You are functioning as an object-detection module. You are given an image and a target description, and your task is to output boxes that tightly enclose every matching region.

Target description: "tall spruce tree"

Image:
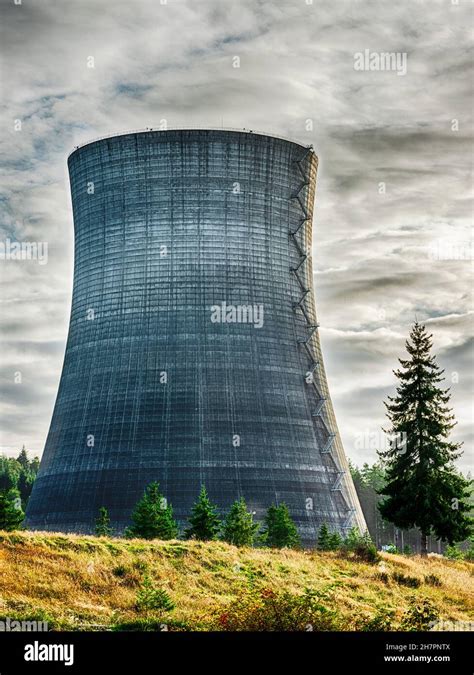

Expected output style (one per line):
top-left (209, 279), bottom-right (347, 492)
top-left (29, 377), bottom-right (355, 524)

top-left (185, 486), bottom-right (221, 540)
top-left (378, 322), bottom-right (472, 555)
top-left (126, 482), bottom-right (178, 540)
top-left (95, 506), bottom-right (112, 537)
top-left (261, 504), bottom-right (300, 548)
top-left (222, 497), bottom-right (258, 547)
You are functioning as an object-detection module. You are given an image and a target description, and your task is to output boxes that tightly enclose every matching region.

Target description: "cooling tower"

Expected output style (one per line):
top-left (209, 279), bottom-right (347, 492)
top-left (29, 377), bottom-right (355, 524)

top-left (26, 129), bottom-right (366, 544)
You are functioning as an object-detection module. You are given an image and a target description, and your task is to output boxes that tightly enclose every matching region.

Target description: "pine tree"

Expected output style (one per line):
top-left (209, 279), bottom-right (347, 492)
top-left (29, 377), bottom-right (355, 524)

top-left (379, 322), bottom-right (472, 555)
top-left (0, 489), bottom-right (24, 531)
top-left (261, 504), bottom-right (300, 548)
top-left (222, 497), bottom-right (258, 547)
top-left (317, 523), bottom-right (332, 550)
top-left (126, 482), bottom-right (178, 540)
top-left (95, 506), bottom-right (112, 537)
top-left (328, 531), bottom-right (343, 550)
top-left (185, 486), bottom-right (221, 540)
top-left (17, 446), bottom-right (29, 470)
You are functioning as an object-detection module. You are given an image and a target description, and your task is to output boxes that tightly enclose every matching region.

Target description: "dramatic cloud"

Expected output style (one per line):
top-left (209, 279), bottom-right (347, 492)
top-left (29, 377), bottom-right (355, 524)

top-left (0, 0), bottom-right (472, 472)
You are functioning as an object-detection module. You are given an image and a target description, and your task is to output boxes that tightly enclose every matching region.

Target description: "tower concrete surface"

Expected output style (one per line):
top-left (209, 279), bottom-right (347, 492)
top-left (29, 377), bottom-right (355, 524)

top-left (26, 129), bottom-right (366, 544)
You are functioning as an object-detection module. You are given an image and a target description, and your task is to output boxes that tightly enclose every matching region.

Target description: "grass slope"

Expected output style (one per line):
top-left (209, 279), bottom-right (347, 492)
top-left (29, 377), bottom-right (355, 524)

top-left (0, 531), bottom-right (472, 631)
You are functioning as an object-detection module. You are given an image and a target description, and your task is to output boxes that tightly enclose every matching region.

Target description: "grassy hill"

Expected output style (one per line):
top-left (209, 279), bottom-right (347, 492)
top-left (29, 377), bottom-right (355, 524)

top-left (0, 530), bottom-right (472, 631)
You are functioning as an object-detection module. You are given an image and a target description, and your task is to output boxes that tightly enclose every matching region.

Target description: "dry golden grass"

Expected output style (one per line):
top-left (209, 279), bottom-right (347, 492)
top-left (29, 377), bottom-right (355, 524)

top-left (0, 530), bottom-right (472, 631)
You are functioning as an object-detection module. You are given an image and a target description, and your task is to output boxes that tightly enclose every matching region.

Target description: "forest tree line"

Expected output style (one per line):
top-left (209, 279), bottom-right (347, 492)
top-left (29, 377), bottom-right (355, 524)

top-left (349, 460), bottom-right (472, 554)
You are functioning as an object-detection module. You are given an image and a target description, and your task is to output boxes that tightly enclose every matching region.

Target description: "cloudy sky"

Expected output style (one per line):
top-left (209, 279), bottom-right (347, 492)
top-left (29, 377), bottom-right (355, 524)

top-left (0, 0), bottom-right (472, 472)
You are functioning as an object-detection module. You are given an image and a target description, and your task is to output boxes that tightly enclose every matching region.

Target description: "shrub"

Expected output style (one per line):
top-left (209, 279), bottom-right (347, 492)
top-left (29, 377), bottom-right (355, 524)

top-left (112, 564), bottom-right (141, 587)
top-left (353, 538), bottom-right (380, 564)
top-left (341, 529), bottom-right (380, 563)
top-left (135, 577), bottom-right (175, 613)
top-left (376, 571), bottom-right (390, 584)
top-left (400, 598), bottom-right (439, 631)
top-left (112, 565), bottom-right (128, 577)
top-left (215, 585), bottom-right (341, 631)
top-left (384, 543), bottom-right (399, 554)
top-left (424, 574), bottom-right (442, 587)
top-left (392, 572), bottom-right (421, 588)
top-left (361, 607), bottom-right (395, 632)
top-left (444, 544), bottom-right (464, 560)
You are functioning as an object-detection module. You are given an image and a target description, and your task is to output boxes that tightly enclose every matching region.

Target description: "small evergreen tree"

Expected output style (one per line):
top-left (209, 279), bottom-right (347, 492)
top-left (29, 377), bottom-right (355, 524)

top-left (126, 482), bottom-right (178, 540)
top-left (95, 506), bottom-right (112, 537)
top-left (136, 576), bottom-right (175, 612)
top-left (185, 486), bottom-right (221, 540)
top-left (328, 531), bottom-right (343, 550)
top-left (222, 497), bottom-right (258, 547)
top-left (317, 523), bottom-right (332, 550)
top-left (343, 526), bottom-right (362, 550)
top-left (0, 489), bottom-right (24, 531)
top-left (317, 523), bottom-right (345, 551)
top-left (261, 504), bottom-right (300, 548)
top-left (379, 322), bottom-right (472, 555)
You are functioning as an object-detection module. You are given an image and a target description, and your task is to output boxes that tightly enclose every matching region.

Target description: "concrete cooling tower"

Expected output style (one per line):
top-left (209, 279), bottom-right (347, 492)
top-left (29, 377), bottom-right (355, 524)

top-left (26, 129), bottom-right (366, 545)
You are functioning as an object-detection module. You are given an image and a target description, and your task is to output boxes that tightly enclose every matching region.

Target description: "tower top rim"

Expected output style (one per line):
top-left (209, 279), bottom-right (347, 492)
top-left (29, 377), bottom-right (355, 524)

top-left (68, 127), bottom-right (316, 160)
